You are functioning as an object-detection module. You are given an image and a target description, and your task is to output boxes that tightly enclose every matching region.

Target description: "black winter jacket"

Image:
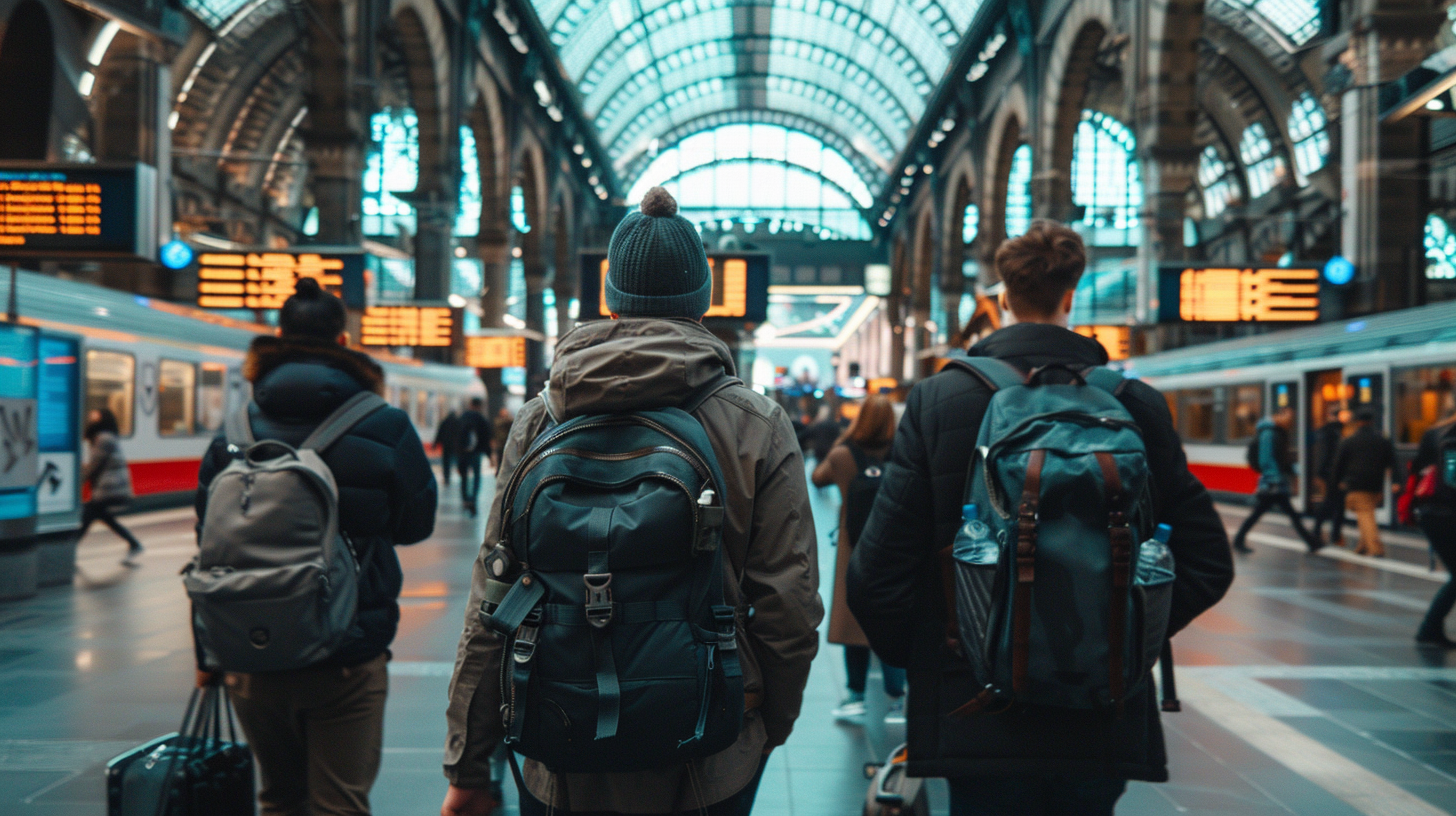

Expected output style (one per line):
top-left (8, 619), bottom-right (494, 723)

top-left (846, 323), bottom-right (1233, 782)
top-left (196, 336), bottom-right (438, 669)
top-left (1333, 424), bottom-right (1396, 494)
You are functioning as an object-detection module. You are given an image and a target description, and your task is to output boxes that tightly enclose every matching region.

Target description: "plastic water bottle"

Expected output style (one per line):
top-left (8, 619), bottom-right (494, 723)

top-left (1135, 523), bottom-right (1176, 586)
top-left (952, 504), bottom-right (998, 565)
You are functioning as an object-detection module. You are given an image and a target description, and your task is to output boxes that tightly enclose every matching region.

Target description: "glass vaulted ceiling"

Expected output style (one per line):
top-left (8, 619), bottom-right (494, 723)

top-left (529, 0), bottom-right (984, 201)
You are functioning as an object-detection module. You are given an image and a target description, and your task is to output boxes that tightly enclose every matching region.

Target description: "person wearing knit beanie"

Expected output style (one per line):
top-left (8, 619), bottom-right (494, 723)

top-left (606, 186), bottom-right (711, 319)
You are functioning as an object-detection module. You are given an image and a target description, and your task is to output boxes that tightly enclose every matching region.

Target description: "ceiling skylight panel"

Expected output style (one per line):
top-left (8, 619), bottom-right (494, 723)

top-left (596, 54), bottom-right (736, 133)
top-left (884, 10), bottom-right (949, 78)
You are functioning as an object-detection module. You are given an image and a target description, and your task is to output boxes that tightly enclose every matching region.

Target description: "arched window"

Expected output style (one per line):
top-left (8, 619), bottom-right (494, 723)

top-left (1071, 110), bottom-right (1142, 244)
top-left (511, 185), bottom-right (530, 234)
top-left (457, 125), bottom-right (481, 237)
top-left (1198, 145), bottom-right (1239, 218)
top-left (1289, 92), bottom-right (1330, 179)
top-left (1426, 214), bottom-right (1456, 280)
top-left (626, 124), bottom-right (874, 241)
top-left (1005, 144), bottom-right (1033, 239)
top-left (363, 107), bottom-right (418, 237)
top-left (1222, 0), bottom-right (1320, 46)
top-left (963, 202), bottom-right (979, 245)
top-left (1239, 122), bottom-right (1286, 199)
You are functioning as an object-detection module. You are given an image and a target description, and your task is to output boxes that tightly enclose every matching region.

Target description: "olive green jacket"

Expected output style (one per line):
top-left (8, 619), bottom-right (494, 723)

top-left (444, 318), bottom-right (823, 811)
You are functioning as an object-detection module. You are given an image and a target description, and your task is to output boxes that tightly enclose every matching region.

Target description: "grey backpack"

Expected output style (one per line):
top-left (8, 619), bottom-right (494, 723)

top-left (185, 392), bottom-right (386, 673)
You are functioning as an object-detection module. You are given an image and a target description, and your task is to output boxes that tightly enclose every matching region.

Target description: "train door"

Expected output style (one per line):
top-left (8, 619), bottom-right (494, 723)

top-left (1306, 369), bottom-right (1345, 508)
top-left (1269, 381), bottom-right (1303, 509)
top-left (1345, 367), bottom-right (1392, 524)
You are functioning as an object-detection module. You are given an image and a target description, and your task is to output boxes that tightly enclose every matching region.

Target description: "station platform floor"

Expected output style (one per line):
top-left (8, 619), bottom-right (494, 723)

top-left (4, 468), bottom-right (1456, 815)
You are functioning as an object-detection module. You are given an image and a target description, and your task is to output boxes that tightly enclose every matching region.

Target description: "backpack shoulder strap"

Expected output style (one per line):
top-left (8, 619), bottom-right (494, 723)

top-left (681, 372), bottom-right (743, 414)
top-left (940, 355), bottom-right (1026, 393)
top-left (224, 404), bottom-right (256, 448)
top-left (1084, 367), bottom-right (1131, 398)
top-left (300, 392), bottom-right (389, 452)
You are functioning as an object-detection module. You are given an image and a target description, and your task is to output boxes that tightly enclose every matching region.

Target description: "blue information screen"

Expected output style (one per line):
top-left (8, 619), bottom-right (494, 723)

top-left (38, 335), bottom-right (78, 453)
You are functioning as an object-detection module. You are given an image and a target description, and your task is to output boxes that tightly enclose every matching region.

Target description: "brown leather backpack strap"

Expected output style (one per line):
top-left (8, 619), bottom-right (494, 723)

top-left (1012, 449), bottom-right (1045, 698)
top-left (1095, 452), bottom-right (1133, 708)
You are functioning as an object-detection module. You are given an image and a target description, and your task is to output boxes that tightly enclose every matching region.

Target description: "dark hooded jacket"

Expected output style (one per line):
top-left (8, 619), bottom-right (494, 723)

top-left (444, 318), bottom-right (822, 811)
top-left (847, 323), bottom-right (1233, 782)
top-left (196, 336), bottom-right (438, 669)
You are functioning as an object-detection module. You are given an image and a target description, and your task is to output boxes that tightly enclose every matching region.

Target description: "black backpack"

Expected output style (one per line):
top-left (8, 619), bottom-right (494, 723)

top-left (1245, 432), bottom-right (1262, 473)
top-left (484, 375), bottom-right (744, 773)
top-left (843, 442), bottom-right (885, 549)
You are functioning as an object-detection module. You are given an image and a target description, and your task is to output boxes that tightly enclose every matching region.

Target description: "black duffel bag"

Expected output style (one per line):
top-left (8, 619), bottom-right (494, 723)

top-left (106, 680), bottom-right (255, 816)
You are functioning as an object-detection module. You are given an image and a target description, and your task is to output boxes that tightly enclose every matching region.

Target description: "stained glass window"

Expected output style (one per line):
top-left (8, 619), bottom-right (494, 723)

top-left (1426, 214), bottom-right (1456, 280)
top-left (1238, 122), bottom-right (1286, 199)
top-left (363, 107), bottom-right (418, 237)
top-left (1005, 144), bottom-right (1033, 239)
top-left (1071, 110), bottom-right (1142, 245)
top-left (511, 185), bottom-right (530, 234)
top-left (963, 203), bottom-right (979, 245)
top-left (457, 125), bottom-right (480, 237)
top-left (1289, 92), bottom-right (1330, 179)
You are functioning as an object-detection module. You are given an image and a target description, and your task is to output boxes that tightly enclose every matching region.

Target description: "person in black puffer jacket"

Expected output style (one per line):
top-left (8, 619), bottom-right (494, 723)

top-left (196, 278), bottom-right (437, 816)
top-left (847, 222), bottom-right (1233, 816)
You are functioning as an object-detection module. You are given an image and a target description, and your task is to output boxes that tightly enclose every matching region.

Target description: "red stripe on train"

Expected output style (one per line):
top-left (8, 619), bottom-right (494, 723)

top-left (1188, 462), bottom-right (1259, 494)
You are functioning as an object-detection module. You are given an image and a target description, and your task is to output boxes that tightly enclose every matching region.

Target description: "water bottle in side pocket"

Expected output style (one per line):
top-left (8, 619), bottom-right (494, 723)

top-left (951, 504), bottom-right (999, 686)
top-left (1134, 523), bottom-right (1175, 677)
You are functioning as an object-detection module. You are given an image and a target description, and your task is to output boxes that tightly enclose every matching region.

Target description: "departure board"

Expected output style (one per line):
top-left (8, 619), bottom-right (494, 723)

top-left (1073, 326), bottom-right (1132, 361)
top-left (359, 307), bottom-right (456, 347)
top-left (578, 252), bottom-right (770, 323)
top-left (196, 250), bottom-right (366, 309)
top-left (465, 336), bottom-right (527, 368)
top-left (1159, 267), bottom-right (1321, 323)
top-left (0, 164), bottom-right (155, 259)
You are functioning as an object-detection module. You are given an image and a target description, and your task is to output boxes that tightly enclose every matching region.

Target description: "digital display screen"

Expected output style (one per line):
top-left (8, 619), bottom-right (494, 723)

top-left (465, 336), bottom-right (527, 368)
top-left (196, 251), bottom-right (367, 309)
top-left (579, 252), bottom-right (770, 323)
top-left (359, 307), bottom-right (456, 347)
top-left (0, 164), bottom-right (152, 258)
top-left (38, 336), bottom-right (78, 453)
top-left (1160, 267), bottom-right (1320, 323)
top-left (1072, 326), bottom-right (1131, 361)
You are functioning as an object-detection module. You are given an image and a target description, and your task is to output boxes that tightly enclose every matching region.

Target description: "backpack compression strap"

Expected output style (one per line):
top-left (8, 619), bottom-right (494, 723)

top-left (1095, 451), bottom-right (1134, 709)
top-left (300, 392), bottom-right (389, 452)
top-left (1012, 449), bottom-right (1044, 699)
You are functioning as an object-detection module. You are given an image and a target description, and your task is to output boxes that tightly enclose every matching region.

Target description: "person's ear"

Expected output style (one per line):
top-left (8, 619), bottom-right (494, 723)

top-left (337, 332), bottom-right (350, 346)
top-left (610, 312), bottom-right (620, 320)
top-left (1060, 289), bottom-right (1075, 315)
top-left (998, 291), bottom-right (1009, 313)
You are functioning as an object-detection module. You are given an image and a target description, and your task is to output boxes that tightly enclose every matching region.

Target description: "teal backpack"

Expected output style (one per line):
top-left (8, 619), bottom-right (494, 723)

top-left (945, 357), bottom-right (1165, 713)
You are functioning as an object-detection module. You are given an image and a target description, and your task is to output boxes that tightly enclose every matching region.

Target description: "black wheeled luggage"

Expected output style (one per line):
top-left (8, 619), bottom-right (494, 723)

top-left (107, 682), bottom-right (255, 816)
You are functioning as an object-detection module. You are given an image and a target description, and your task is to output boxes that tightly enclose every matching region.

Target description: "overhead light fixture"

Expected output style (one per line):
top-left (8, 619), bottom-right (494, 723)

top-left (573, 143), bottom-right (585, 155)
top-left (581, 157), bottom-right (592, 168)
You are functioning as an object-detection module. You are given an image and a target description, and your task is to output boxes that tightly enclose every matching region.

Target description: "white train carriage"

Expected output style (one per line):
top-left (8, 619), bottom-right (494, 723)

top-left (18, 270), bottom-right (482, 533)
top-left (1124, 301), bottom-right (1456, 524)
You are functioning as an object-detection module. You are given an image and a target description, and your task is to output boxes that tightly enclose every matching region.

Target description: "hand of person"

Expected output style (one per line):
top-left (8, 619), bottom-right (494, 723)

top-left (195, 670), bottom-right (217, 688)
top-left (441, 784), bottom-right (499, 816)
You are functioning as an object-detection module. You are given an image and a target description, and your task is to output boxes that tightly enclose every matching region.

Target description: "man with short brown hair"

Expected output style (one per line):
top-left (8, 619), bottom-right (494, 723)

top-left (848, 220), bottom-right (1233, 816)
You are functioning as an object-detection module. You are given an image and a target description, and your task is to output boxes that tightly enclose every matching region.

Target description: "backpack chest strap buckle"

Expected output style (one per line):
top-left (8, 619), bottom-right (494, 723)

top-left (513, 607), bottom-right (543, 664)
top-left (712, 605), bottom-right (738, 651)
top-left (584, 573), bottom-right (614, 628)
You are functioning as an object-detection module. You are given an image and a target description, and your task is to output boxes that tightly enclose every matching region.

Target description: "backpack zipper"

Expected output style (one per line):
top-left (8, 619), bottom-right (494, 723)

top-left (981, 412), bottom-right (1144, 519)
top-left (519, 470), bottom-right (701, 539)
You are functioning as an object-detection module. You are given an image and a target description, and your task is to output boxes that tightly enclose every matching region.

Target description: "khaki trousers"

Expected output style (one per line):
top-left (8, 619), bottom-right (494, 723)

top-left (1346, 491), bottom-right (1384, 556)
top-left (226, 654), bottom-right (389, 816)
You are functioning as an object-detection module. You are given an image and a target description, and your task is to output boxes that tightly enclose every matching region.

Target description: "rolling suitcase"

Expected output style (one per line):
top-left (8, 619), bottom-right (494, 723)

top-left (863, 744), bottom-right (929, 816)
top-left (107, 681), bottom-right (255, 816)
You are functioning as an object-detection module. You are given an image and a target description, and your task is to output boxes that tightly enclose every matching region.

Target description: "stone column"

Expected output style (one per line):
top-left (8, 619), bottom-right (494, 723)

top-left (410, 191), bottom-right (456, 301)
top-left (477, 233), bottom-right (510, 416)
top-left (303, 0), bottom-right (362, 245)
top-left (523, 257), bottom-right (550, 397)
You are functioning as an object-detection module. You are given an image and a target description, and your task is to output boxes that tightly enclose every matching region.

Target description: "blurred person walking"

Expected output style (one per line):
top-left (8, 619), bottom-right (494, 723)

top-left (811, 394), bottom-right (905, 726)
top-left (435, 407), bottom-right (462, 487)
top-left (194, 278), bottom-right (438, 816)
top-left (489, 407), bottom-right (513, 473)
top-left (1404, 401), bottom-right (1456, 647)
top-left (1332, 408), bottom-right (1395, 557)
top-left (1232, 406), bottom-right (1322, 554)
top-left (80, 407), bottom-right (143, 566)
top-left (458, 398), bottom-right (490, 515)
top-left (1311, 406), bottom-right (1350, 546)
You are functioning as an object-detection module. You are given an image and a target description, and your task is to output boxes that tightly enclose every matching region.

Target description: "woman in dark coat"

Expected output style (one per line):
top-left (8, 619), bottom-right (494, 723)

top-left (1407, 402), bottom-right (1456, 647)
top-left (80, 408), bottom-right (143, 565)
top-left (812, 393), bottom-right (904, 724)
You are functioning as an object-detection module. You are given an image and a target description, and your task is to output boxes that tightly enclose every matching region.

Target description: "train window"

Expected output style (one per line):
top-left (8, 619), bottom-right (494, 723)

top-left (1179, 389), bottom-right (1217, 443)
top-left (1163, 390), bottom-right (1179, 431)
top-left (416, 390), bottom-right (428, 427)
top-left (1227, 384), bottom-right (1264, 443)
top-left (436, 393), bottom-right (448, 425)
top-left (85, 350), bottom-right (135, 436)
top-left (397, 387), bottom-right (412, 414)
top-left (198, 363), bottom-right (227, 432)
top-left (158, 360), bottom-right (197, 436)
top-left (1394, 365), bottom-right (1456, 445)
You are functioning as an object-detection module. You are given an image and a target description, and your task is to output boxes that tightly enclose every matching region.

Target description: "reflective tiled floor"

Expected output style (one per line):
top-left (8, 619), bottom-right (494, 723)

top-left (5, 472), bottom-right (1456, 814)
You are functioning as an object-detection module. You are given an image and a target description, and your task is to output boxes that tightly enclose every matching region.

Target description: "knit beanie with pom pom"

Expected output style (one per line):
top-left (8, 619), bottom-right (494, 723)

top-left (605, 186), bottom-right (711, 319)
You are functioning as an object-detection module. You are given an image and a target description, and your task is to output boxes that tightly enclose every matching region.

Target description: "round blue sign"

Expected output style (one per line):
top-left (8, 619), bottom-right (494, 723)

top-left (1323, 255), bottom-right (1355, 286)
top-left (160, 239), bottom-right (194, 270)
